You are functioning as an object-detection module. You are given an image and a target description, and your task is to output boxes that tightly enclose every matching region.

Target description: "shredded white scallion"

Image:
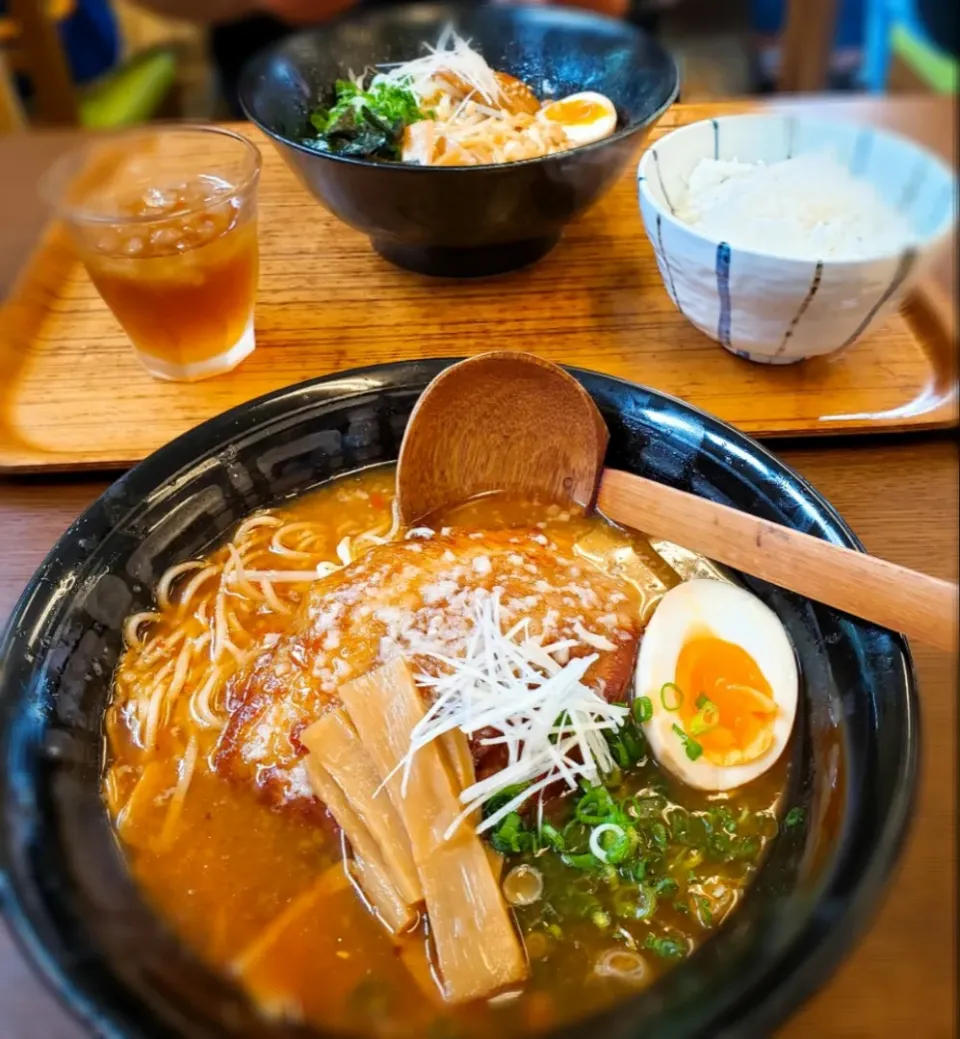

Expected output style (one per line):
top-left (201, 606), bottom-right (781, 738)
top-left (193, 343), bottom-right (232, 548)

top-left (374, 26), bottom-right (502, 105)
top-left (387, 589), bottom-right (629, 840)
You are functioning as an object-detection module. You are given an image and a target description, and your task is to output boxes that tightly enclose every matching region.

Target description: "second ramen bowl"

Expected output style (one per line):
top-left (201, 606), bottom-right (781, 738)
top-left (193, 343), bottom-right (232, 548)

top-left (240, 2), bottom-right (678, 276)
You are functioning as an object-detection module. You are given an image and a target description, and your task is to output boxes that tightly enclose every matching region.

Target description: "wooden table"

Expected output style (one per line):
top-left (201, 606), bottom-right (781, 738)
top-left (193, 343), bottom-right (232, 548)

top-left (0, 96), bottom-right (957, 1038)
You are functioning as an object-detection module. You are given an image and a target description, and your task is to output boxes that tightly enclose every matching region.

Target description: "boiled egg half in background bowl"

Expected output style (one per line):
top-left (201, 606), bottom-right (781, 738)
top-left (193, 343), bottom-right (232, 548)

top-left (539, 91), bottom-right (618, 147)
top-left (635, 578), bottom-right (799, 791)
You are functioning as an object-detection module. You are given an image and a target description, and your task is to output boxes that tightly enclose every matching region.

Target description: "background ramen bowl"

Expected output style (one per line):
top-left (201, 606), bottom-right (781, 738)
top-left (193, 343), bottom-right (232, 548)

top-left (240, 1), bottom-right (678, 277)
top-left (0, 362), bottom-right (918, 1039)
top-left (637, 113), bottom-right (957, 363)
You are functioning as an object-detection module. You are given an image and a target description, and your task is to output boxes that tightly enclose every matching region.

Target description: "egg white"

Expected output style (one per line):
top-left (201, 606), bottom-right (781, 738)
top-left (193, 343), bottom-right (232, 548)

top-left (635, 579), bottom-right (798, 791)
top-left (539, 91), bottom-right (617, 147)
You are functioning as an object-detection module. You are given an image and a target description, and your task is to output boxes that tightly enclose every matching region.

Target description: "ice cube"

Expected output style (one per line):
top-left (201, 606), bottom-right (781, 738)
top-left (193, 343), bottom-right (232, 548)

top-left (149, 227), bottom-right (182, 250)
top-left (95, 229), bottom-right (121, 254)
top-left (142, 186), bottom-right (180, 210)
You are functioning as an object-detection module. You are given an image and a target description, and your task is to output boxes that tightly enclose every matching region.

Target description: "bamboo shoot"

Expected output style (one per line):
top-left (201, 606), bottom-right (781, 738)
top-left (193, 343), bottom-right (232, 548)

top-left (339, 658), bottom-right (528, 1003)
top-left (302, 710), bottom-right (422, 905)
top-left (303, 756), bottom-right (417, 935)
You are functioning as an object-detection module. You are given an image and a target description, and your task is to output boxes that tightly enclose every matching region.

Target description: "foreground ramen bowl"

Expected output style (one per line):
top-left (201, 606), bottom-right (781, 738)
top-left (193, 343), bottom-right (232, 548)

top-left (240, 2), bottom-right (678, 276)
top-left (0, 363), bottom-right (918, 1039)
top-left (638, 113), bottom-right (957, 363)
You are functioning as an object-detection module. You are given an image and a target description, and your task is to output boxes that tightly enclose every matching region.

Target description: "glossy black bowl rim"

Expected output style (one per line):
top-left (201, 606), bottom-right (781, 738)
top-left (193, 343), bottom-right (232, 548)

top-left (238, 1), bottom-right (679, 173)
top-left (0, 359), bottom-right (919, 1039)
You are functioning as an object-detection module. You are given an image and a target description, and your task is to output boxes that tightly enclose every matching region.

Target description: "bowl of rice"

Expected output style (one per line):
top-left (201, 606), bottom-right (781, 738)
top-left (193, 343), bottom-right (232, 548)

top-left (637, 113), bottom-right (956, 363)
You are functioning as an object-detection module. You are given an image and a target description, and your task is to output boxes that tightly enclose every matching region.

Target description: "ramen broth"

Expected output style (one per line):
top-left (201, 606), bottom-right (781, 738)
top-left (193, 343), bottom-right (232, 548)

top-left (104, 466), bottom-right (787, 1037)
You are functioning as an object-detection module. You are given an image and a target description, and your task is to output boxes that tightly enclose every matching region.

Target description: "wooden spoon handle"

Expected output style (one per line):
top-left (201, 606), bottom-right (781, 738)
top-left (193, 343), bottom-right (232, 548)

top-left (598, 469), bottom-right (958, 652)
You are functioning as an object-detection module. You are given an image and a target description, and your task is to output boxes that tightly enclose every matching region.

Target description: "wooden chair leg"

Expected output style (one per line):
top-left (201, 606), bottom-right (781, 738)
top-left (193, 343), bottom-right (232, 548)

top-left (0, 50), bottom-right (26, 132)
top-left (779, 0), bottom-right (841, 92)
top-left (7, 0), bottom-right (78, 125)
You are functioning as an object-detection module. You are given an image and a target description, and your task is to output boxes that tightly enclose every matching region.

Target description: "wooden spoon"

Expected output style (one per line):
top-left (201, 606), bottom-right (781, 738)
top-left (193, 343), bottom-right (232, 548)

top-left (398, 352), bottom-right (958, 652)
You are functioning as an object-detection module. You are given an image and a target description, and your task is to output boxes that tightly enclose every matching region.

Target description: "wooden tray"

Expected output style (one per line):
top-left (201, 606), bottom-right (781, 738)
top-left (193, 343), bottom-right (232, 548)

top-left (1, 110), bottom-right (955, 473)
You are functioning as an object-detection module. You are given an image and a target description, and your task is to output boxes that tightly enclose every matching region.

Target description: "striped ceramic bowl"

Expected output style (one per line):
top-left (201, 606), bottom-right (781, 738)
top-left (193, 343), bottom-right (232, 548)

top-left (637, 113), bottom-right (956, 364)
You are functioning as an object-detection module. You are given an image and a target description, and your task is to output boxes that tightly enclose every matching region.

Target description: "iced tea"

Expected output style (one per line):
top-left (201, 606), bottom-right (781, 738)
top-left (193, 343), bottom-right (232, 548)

top-left (42, 127), bottom-right (261, 382)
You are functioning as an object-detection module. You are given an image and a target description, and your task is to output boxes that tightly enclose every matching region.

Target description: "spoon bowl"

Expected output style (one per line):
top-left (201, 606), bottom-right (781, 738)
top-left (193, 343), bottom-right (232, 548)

top-left (397, 351), bottom-right (608, 524)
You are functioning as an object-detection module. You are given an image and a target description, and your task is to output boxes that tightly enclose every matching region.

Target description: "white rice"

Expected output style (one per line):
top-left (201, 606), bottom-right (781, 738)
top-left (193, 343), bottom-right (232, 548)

top-left (674, 153), bottom-right (916, 261)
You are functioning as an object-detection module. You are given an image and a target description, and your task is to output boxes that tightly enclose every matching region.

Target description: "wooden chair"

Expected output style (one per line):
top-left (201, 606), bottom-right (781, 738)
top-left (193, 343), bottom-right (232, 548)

top-left (3, 0), bottom-right (78, 124)
top-left (779, 0), bottom-right (841, 92)
top-left (0, 50), bottom-right (25, 129)
top-left (0, 0), bottom-right (177, 131)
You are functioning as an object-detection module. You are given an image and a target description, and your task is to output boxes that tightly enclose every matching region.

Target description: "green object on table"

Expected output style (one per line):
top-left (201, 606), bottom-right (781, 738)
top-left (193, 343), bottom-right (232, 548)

top-left (79, 46), bottom-right (177, 129)
top-left (891, 24), bottom-right (957, 94)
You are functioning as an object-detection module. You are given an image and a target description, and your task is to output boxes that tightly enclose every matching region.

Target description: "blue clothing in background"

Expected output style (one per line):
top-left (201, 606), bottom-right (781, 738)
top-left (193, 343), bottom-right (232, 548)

top-left (749, 0), bottom-right (866, 50)
top-left (60, 0), bottom-right (119, 83)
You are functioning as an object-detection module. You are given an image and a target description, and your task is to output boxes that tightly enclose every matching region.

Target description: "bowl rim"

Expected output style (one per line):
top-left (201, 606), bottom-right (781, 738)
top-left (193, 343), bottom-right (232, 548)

top-left (238, 0), bottom-right (679, 174)
top-left (0, 360), bottom-right (920, 1039)
top-left (637, 112), bottom-right (957, 267)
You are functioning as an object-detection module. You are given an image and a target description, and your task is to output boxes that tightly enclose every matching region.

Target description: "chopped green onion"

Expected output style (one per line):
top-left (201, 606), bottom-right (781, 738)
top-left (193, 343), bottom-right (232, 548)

top-left (644, 933), bottom-right (686, 959)
top-left (489, 812), bottom-right (538, 855)
top-left (716, 806), bottom-right (737, 834)
top-left (599, 864), bottom-right (620, 887)
top-left (784, 807), bottom-right (805, 829)
top-left (633, 695), bottom-right (653, 724)
top-left (610, 884), bottom-right (655, 921)
top-left (679, 847), bottom-right (703, 870)
top-left (732, 835), bottom-right (760, 859)
top-left (636, 885), bottom-right (658, 920)
top-left (671, 723), bottom-right (703, 761)
top-left (575, 786), bottom-right (617, 825)
top-left (484, 783), bottom-right (530, 818)
top-left (706, 832), bottom-right (732, 859)
top-left (660, 682), bottom-right (684, 711)
top-left (603, 762), bottom-right (625, 787)
top-left (667, 807), bottom-right (690, 841)
top-left (630, 857), bottom-right (650, 882)
top-left (590, 823), bottom-right (630, 864)
top-left (591, 909), bottom-right (612, 930)
top-left (613, 884), bottom-right (657, 921)
top-left (610, 739), bottom-right (631, 770)
top-left (620, 725), bottom-right (645, 764)
top-left (563, 851), bottom-right (602, 871)
top-left (689, 703), bottom-right (720, 736)
top-left (626, 794), bottom-right (665, 820)
top-left (540, 822), bottom-right (565, 851)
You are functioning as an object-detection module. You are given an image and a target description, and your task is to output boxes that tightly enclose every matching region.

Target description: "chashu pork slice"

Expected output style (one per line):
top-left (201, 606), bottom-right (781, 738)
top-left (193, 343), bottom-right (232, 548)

top-left (214, 528), bottom-right (642, 812)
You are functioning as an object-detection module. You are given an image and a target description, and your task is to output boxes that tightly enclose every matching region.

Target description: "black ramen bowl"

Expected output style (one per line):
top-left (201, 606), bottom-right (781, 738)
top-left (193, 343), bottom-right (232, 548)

top-left (0, 362), bottom-right (918, 1039)
top-left (239, 2), bottom-right (678, 276)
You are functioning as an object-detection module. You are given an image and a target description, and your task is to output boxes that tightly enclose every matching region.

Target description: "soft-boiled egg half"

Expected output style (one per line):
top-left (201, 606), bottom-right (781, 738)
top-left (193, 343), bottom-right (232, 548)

top-left (539, 91), bottom-right (618, 147)
top-left (634, 579), bottom-right (798, 791)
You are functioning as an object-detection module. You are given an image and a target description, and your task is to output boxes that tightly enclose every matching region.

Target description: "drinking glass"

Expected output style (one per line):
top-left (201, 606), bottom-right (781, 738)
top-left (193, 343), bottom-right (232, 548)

top-left (41, 126), bottom-right (262, 382)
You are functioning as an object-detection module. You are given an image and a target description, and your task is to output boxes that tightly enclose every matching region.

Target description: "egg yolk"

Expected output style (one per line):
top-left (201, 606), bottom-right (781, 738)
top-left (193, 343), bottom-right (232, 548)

top-left (673, 636), bottom-right (777, 766)
top-left (543, 98), bottom-right (607, 126)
